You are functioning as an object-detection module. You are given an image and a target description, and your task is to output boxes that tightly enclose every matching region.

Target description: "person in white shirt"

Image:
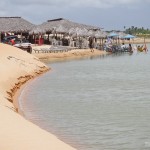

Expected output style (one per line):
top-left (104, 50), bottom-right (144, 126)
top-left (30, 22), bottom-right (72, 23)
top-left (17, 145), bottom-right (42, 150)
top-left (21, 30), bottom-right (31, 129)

top-left (121, 43), bottom-right (126, 49)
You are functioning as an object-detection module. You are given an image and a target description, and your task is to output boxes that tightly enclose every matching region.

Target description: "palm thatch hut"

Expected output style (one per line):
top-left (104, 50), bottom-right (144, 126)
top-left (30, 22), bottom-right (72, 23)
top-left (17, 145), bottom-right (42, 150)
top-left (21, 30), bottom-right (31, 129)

top-left (0, 17), bottom-right (35, 42)
top-left (32, 18), bottom-right (100, 33)
top-left (0, 17), bottom-right (34, 32)
top-left (30, 18), bottom-right (101, 45)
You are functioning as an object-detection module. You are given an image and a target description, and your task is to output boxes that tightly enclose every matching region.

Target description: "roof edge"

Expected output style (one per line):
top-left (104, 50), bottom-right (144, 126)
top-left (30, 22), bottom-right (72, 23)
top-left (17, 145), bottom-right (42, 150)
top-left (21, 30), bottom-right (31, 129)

top-left (0, 17), bottom-right (21, 18)
top-left (47, 18), bottom-right (65, 22)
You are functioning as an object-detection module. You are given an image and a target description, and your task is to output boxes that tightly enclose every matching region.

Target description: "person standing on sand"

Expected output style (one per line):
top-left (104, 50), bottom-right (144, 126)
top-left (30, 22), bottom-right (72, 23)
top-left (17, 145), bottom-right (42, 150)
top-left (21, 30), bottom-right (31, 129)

top-left (89, 37), bottom-right (94, 52)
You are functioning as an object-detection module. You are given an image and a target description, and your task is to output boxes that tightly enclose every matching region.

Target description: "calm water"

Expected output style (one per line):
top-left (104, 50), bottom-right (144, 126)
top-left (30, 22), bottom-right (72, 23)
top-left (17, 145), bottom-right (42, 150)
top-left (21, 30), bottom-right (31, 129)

top-left (19, 46), bottom-right (150, 150)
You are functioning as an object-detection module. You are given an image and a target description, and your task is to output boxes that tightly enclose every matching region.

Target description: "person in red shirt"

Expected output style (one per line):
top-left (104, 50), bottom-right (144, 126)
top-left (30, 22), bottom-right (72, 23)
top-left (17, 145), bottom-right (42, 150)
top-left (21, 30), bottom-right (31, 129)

top-left (10, 39), bottom-right (15, 45)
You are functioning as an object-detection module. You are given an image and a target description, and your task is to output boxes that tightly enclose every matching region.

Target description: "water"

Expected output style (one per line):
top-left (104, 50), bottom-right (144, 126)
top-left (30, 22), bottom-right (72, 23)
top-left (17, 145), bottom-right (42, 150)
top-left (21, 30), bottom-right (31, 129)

top-left (19, 47), bottom-right (150, 150)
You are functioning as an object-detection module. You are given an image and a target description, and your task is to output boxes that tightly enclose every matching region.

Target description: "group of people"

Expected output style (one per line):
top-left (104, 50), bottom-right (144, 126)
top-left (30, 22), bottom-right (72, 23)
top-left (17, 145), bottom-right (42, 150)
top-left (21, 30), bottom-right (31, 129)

top-left (137, 45), bottom-right (148, 52)
top-left (103, 37), bottom-right (148, 53)
top-left (121, 43), bottom-right (133, 53)
top-left (121, 43), bottom-right (148, 53)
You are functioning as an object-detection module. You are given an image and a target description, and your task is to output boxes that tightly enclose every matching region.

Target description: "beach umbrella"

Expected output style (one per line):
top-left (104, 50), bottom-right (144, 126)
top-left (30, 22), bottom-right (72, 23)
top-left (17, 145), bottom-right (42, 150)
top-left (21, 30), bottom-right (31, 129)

top-left (69, 27), bottom-right (88, 37)
top-left (102, 31), bottom-right (108, 39)
top-left (29, 26), bottom-right (46, 35)
top-left (94, 30), bottom-right (107, 38)
top-left (69, 27), bottom-right (80, 37)
top-left (123, 34), bottom-right (136, 44)
top-left (123, 34), bottom-right (136, 39)
top-left (118, 32), bottom-right (127, 39)
top-left (69, 27), bottom-right (77, 36)
top-left (108, 32), bottom-right (119, 37)
top-left (87, 30), bottom-right (96, 37)
top-left (94, 30), bottom-right (102, 38)
top-left (76, 28), bottom-right (88, 37)
top-left (69, 27), bottom-right (82, 36)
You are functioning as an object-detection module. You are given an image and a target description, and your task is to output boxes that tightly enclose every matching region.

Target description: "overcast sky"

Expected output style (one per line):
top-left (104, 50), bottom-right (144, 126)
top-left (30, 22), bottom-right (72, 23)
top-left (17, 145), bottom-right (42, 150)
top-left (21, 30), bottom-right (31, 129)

top-left (0, 0), bottom-right (150, 30)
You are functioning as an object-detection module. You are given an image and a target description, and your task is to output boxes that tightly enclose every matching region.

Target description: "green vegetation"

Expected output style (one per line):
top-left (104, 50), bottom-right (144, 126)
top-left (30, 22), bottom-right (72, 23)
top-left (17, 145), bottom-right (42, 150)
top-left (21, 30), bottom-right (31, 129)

top-left (124, 26), bottom-right (150, 38)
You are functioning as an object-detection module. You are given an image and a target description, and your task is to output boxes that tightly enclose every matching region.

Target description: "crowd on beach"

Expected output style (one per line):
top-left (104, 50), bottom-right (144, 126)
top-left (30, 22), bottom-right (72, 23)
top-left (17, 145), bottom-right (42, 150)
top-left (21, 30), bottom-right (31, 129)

top-left (103, 38), bottom-right (148, 53)
top-left (1, 32), bottom-right (149, 55)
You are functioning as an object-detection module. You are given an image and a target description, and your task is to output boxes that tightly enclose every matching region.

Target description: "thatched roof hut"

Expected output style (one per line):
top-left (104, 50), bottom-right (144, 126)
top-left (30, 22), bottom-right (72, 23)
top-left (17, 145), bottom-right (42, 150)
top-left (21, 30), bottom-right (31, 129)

top-left (0, 17), bottom-right (35, 32)
top-left (30, 18), bottom-right (101, 34)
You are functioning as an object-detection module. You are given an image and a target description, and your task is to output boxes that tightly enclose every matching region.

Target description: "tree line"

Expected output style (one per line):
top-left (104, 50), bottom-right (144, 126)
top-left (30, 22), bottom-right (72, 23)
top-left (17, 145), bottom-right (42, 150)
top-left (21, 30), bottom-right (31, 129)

top-left (124, 26), bottom-right (150, 37)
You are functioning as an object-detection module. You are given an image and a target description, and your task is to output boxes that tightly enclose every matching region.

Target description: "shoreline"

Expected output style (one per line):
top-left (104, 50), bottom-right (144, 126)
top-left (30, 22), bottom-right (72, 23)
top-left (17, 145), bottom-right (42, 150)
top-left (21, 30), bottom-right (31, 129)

top-left (121, 37), bottom-right (150, 44)
top-left (13, 71), bottom-right (49, 116)
top-left (33, 48), bottom-right (107, 62)
top-left (0, 44), bottom-right (107, 150)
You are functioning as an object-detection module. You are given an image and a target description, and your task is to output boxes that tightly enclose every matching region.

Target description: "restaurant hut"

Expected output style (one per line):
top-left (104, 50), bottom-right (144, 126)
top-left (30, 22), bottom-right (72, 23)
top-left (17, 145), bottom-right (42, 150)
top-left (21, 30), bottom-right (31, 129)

top-left (0, 17), bottom-right (35, 42)
top-left (30, 18), bottom-right (101, 46)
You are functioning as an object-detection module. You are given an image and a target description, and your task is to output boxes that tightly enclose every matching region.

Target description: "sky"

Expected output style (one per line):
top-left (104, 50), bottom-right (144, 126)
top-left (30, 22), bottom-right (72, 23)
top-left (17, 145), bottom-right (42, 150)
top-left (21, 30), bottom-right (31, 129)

top-left (0, 0), bottom-right (150, 30)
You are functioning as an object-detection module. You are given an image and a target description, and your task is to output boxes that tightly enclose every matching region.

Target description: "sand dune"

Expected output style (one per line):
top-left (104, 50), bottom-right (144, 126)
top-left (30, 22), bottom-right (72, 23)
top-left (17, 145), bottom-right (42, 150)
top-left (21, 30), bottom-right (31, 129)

top-left (0, 43), bottom-right (76, 150)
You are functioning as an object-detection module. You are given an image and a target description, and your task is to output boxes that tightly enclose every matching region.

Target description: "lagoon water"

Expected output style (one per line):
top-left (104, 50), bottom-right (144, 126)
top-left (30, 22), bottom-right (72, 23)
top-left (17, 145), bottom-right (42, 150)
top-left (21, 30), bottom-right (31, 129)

top-left (19, 47), bottom-right (150, 150)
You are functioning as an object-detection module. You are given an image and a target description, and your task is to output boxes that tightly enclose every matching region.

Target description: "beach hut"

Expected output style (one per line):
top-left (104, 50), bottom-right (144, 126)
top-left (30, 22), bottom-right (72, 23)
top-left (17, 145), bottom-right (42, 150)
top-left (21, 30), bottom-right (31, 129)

top-left (0, 17), bottom-right (35, 42)
top-left (94, 30), bottom-right (108, 49)
top-left (30, 18), bottom-right (100, 34)
top-left (30, 18), bottom-right (101, 46)
top-left (46, 18), bottom-right (100, 31)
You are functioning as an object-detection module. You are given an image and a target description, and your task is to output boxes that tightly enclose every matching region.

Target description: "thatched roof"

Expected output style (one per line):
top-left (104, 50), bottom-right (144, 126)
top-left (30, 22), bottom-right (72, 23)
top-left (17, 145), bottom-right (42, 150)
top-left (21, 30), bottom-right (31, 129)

top-left (0, 17), bottom-right (35, 32)
top-left (30, 18), bottom-right (101, 34)
top-left (69, 27), bottom-right (89, 37)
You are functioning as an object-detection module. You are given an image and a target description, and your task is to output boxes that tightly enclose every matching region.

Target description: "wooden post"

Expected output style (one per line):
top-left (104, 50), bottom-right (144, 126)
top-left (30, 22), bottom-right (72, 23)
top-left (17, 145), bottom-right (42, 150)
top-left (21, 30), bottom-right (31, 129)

top-left (100, 38), bottom-right (102, 50)
top-left (144, 37), bottom-right (148, 52)
top-left (0, 32), bottom-right (1, 43)
top-left (48, 33), bottom-right (49, 44)
top-left (21, 32), bottom-right (23, 43)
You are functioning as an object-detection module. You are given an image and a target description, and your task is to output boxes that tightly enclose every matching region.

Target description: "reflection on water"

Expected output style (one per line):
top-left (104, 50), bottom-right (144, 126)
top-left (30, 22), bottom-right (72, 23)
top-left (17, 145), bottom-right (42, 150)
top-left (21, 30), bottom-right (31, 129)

top-left (20, 46), bottom-right (150, 150)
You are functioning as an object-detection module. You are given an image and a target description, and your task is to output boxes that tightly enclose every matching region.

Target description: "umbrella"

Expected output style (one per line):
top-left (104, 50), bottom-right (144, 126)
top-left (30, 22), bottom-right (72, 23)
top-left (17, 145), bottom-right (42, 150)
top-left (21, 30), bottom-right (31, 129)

top-left (123, 34), bottom-right (136, 39)
top-left (95, 30), bottom-right (107, 38)
top-left (108, 32), bottom-right (118, 37)
top-left (118, 32), bottom-right (127, 39)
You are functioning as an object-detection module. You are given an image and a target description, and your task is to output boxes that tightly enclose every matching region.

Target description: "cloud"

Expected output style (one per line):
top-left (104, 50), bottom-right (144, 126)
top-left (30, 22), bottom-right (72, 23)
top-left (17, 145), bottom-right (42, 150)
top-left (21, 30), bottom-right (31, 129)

top-left (0, 0), bottom-right (149, 29)
top-left (1, 0), bottom-right (149, 8)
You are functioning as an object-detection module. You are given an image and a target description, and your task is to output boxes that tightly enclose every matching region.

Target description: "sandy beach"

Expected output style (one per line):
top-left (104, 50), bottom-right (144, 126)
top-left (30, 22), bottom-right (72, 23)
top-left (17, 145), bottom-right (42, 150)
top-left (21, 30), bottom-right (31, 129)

top-left (0, 43), bottom-right (78, 150)
top-left (0, 43), bottom-right (107, 150)
top-left (33, 46), bottom-right (107, 62)
top-left (121, 37), bottom-right (150, 44)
